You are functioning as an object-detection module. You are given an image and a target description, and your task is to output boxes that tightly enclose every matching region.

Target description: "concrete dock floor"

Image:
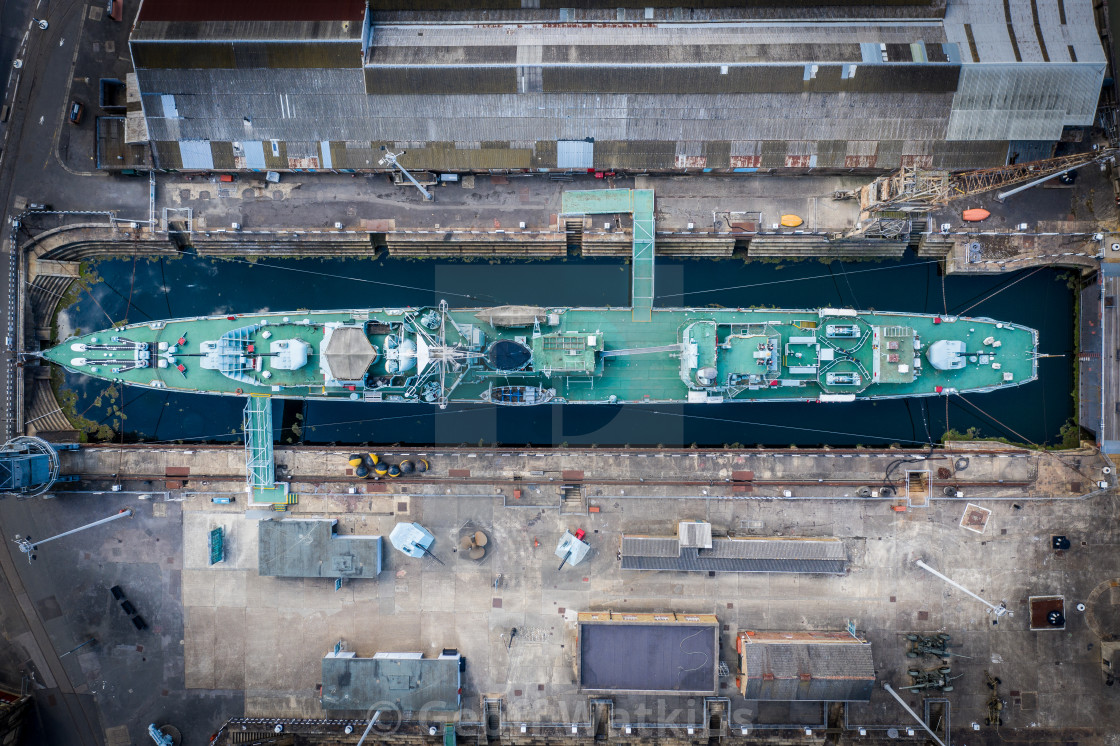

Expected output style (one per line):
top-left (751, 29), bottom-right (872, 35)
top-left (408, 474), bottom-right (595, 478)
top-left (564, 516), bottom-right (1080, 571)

top-left (0, 444), bottom-right (1116, 744)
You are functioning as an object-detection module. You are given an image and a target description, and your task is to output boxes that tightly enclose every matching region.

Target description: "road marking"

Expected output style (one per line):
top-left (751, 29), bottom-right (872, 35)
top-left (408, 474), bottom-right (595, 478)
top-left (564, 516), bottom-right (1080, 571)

top-left (38, 115), bottom-right (43, 124)
top-left (59, 38), bottom-right (65, 47)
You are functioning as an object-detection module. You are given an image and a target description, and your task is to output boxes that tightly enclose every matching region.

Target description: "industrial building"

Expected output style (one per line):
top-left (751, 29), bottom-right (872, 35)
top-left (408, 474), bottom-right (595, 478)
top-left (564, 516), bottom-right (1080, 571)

top-left (257, 518), bottom-right (382, 579)
top-left (737, 630), bottom-right (876, 702)
top-left (320, 650), bottom-right (463, 713)
top-left (577, 612), bottom-right (719, 695)
top-left (125, 0), bottom-right (1106, 174)
top-left (620, 521), bottom-right (848, 573)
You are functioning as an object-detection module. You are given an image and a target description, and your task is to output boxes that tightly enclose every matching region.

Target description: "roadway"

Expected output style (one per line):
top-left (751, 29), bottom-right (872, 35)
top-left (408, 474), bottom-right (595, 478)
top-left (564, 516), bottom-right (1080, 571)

top-left (1101, 265), bottom-right (1120, 454)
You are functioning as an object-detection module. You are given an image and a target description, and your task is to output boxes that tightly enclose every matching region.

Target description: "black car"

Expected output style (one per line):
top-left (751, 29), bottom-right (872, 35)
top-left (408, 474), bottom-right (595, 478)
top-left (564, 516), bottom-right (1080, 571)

top-left (68, 101), bottom-right (84, 125)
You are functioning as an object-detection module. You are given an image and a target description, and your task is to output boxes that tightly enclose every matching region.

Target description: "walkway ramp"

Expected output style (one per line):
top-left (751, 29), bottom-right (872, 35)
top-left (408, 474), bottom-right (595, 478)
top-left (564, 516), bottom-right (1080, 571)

top-left (562, 188), bottom-right (655, 321)
top-left (243, 396), bottom-right (289, 504)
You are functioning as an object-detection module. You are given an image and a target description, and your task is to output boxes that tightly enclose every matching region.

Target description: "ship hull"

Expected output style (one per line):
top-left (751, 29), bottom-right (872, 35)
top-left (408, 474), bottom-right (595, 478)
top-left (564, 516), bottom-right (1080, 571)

top-left (43, 305), bottom-right (1040, 406)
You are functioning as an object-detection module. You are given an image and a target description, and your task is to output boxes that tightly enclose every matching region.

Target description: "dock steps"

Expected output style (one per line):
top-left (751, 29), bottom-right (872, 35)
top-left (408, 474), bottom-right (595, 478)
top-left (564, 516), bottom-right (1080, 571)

top-left (559, 485), bottom-right (586, 515)
top-left (483, 698), bottom-right (502, 744)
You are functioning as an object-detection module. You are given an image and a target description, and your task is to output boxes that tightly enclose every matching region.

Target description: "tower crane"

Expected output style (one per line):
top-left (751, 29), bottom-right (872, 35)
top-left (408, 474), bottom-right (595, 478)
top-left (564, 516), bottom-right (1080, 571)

top-left (838, 148), bottom-right (1116, 237)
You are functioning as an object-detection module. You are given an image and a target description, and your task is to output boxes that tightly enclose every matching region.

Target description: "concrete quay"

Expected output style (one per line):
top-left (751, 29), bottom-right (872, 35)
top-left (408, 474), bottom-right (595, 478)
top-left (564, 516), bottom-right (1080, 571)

top-left (57, 442), bottom-right (1110, 504)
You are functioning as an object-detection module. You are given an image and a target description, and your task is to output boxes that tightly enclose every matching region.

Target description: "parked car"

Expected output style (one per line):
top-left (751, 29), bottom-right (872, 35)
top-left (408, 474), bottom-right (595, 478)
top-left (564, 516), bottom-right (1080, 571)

top-left (68, 101), bottom-right (84, 125)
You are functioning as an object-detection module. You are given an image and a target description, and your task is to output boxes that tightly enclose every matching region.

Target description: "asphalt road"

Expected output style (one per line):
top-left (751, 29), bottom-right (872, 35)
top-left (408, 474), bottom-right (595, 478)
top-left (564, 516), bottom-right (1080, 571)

top-left (0, 2), bottom-right (150, 744)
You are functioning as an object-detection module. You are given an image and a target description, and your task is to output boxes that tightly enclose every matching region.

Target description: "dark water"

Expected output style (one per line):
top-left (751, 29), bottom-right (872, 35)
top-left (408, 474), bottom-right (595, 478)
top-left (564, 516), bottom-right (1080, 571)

top-left (55, 252), bottom-right (1075, 447)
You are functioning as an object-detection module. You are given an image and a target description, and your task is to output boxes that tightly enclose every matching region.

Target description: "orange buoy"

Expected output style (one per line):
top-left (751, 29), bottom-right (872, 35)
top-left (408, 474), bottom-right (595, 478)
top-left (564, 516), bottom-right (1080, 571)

top-left (780, 214), bottom-right (804, 228)
top-left (962, 208), bottom-right (990, 222)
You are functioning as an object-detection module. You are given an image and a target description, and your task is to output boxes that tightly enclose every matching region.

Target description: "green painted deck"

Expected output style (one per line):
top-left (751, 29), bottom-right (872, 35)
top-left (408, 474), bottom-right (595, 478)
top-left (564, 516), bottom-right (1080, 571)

top-left (562, 189), bottom-right (655, 321)
top-left (44, 306), bottom-right (1038, 406)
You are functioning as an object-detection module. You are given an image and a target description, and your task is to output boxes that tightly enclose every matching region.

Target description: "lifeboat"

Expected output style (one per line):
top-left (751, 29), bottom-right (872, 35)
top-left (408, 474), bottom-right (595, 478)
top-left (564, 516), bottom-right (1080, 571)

top-left (962, 208), bottom-right (991, 222)
top-left (780, 214), bottom-right (804, 228)
top-left (481, 385), bottom-right (555, 406)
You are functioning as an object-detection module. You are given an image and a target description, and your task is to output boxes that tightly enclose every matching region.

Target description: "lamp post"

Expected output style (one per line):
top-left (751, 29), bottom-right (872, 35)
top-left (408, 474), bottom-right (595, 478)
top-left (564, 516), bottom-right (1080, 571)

top-left (14, 509), bottom-right (134, 562)
top-left (378, 147), bottom-right (433, 201)
top-left (914, 559), bottom-right (1010, 619)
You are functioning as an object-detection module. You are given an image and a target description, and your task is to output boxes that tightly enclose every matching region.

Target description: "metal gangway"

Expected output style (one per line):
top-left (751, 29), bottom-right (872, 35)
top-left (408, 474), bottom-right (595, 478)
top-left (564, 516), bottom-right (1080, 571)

top-left (242, 396), bottom-right (289, 505)
top-left (561, 188), bottom-right (656, 322)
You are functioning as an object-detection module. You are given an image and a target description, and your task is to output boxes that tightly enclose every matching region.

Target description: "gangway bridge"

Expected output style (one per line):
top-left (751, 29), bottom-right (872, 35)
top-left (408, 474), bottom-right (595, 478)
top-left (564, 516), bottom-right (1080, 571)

top-left (561, 189), bottom-right (655, 322)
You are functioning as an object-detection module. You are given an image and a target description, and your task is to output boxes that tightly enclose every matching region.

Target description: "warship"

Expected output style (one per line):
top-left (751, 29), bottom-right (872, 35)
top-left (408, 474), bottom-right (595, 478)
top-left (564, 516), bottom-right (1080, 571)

top-left (43, 302), bottom-right (1038, 407)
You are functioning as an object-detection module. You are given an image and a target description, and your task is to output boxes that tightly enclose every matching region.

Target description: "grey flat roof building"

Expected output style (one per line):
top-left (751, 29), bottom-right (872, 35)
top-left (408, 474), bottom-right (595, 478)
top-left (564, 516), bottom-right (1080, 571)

top-left (621, 527), bottom-right (848, 574)
top-left (321, 652), bottom-right (462, 713)
top-left (577, 612), bottom-right (719, 695)
top-left (129, 0), bottom-right (1104, 172)
top-left (257, 518), bottom-right (382, 579)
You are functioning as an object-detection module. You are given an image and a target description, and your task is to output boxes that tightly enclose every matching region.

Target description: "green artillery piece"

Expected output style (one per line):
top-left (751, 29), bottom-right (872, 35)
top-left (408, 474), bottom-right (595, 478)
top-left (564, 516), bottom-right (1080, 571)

top-left (901, 667), bottom-right (963, 693)
top-left (985, 670), bottom-right (1004, 726)
top-left (905, 633), bottom-right (970, 661)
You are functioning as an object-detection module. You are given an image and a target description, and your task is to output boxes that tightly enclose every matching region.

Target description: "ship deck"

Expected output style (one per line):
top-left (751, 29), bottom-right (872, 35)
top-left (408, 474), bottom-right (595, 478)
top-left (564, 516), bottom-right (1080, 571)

top-left (43, 307), bottom-right (1038, 404)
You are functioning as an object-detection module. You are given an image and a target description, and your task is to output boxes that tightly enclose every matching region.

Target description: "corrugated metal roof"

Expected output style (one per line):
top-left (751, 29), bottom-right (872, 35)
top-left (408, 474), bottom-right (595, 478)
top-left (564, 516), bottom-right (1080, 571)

top-left (944, 0), bottom-right (1104, 64)
top-left (620, 535), bottom-right (847, 574)
top-left (946, 63), bottom-right (1103, 141)
top-left (136, 62), bottom-right (956, 143)
top-left (367, 4), bottom-right (947, 23)
top-left (131, 38), bottom-right (363, 70)
top-left (138, 0), bottom-right (366, 23)
top-left (741, 641), bottom-right (875, 702)
top-left (369, 23), bottom-right (948, 51)
top-left (178, 140), bottom-right (213, 169)
top-left (557, 139), bottom-right (594, 169)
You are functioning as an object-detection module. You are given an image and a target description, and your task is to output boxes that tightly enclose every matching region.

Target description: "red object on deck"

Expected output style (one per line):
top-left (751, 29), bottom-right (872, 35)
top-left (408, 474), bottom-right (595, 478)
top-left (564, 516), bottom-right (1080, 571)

top-left (177, 337), bottom-right (186, 345)
top-left (769, 380), bottom-right (779, 386)
top-left (892, 505), bottom-right (907, 512)
top-left (574, 528), bottom-right (586, 541)
top-left (933, 317), bottom-right (942, 324)
top-left (226, 316), bottom-right (236, 321)
top-left (935, 385), bottom-right (944, 393)
top-left (247, 344), bottom-right (254, 353)
top-left (219, 174), bottom-right (234, 183)
top-left (594, 172), bottom-right (605, 179)
top-left (589, 505), bottom-right (600, 513)
top-left (176, 364), bottom-right (186, 372)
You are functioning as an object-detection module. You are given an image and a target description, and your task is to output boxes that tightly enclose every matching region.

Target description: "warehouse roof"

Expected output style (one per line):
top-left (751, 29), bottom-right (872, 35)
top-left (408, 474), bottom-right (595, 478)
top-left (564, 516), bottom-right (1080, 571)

top-left (137, 0), bottom-right (367, 23)
top-left (738, 631), bottom-right (876, 702)
top-left (321, 652), bottom-right (462, 713)
top-left (621, 529), bottom-right (847, 574)
top-left (366, 22), bottom-right (951, 67)
top-left (944, 0), bottom-right (1104, 64)
top-left (578, 615), bottom-right (718, 695)
top-left (257, 519), bottom-right (382, 579)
